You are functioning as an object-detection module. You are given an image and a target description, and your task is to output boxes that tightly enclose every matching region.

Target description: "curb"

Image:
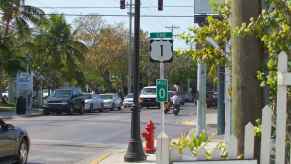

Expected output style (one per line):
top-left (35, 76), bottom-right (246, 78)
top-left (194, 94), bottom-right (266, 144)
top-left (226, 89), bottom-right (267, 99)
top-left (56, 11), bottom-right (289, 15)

top-left (1, 112), bottom-right (44, 120)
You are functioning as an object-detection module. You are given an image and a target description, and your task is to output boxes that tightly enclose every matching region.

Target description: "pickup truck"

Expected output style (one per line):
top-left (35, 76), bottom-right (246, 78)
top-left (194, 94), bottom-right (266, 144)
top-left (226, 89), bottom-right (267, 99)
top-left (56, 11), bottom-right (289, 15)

top-left (139, 86), bottom-right (160, 108)
top-left (44, 88), bottom-right (85, 115)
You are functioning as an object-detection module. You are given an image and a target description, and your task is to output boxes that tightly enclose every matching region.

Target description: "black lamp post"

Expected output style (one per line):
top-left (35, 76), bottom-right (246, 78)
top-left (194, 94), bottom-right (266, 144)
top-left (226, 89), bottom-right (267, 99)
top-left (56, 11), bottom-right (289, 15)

top-left (124, 0), bottom-right (146, 162)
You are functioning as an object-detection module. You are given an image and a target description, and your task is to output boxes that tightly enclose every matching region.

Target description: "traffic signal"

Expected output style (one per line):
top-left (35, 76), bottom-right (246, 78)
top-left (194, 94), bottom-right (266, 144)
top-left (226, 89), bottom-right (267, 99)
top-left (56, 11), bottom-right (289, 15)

top-left (158, 0), bottom-right (163, 11)
top-left (120, 0), bottom-right (126, 9)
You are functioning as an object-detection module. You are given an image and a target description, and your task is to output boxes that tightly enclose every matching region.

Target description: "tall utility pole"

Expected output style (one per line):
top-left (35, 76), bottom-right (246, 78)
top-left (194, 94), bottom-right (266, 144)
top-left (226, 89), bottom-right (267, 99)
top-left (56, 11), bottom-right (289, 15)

top-left (165, 25), bottom-right (179, 38)
top-left (124, 0), bottom-right (146, 162)
top-left (127, 0), bottom-right (133, 94)
top-left (231, 0), bottom-right (263, 155)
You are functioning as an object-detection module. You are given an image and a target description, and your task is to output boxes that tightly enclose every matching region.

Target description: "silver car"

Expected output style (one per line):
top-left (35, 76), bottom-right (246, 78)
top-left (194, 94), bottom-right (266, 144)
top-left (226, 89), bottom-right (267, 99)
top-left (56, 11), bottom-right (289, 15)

top-left (123, 93), bottom-right (134, 108)
top-left (100, 93), bottom-right (122, 111)
top-left (84, 94), bottom-right (104, 112)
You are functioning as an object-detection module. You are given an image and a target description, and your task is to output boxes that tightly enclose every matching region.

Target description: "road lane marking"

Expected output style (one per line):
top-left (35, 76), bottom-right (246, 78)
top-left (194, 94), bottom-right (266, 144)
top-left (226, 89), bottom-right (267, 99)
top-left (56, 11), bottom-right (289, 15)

top-left (90, 152), bottom-right (112, 164)
top-left (31, 139), bottom-right (109, 148)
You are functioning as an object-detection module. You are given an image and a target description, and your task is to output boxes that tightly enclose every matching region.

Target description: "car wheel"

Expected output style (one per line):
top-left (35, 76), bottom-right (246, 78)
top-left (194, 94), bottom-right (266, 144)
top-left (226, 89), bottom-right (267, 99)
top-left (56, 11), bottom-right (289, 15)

top-left (43, 109), bottom-right (49, 115)
top-left (17, 139), bottom-right (29, 164)
top-left (90, 104), bottom-right (94, 113)
top-left (79, 104), bottom-right (85, 114)
top-left (68, 105), bottom-right (74, 115)
top-left (99, 104), bottom-right (104, 112)
top-left (111, 104), bottom-right (115, 111)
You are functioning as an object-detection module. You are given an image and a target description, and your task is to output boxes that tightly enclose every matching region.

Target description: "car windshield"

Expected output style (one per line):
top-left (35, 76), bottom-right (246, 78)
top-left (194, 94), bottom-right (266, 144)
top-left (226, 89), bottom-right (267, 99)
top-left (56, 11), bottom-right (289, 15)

top-left (93, 95), bottom-right (100, 99)
top-left (53, 90), bottom-right (72, 98)
top-left (142, 88), bottom-right (156, 95)
top-left (126, 94), bottom-right (133, 98)
top-left (100, 94), bottom-right (113, 100)
top-left (83, 94), bottom-right (92, 99)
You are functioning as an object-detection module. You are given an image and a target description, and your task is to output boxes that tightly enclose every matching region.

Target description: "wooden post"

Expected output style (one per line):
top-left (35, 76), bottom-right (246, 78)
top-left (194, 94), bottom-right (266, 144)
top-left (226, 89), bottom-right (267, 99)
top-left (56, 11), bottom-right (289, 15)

top-left (275, 51), bottom-right (288, 164)
top-left (231, 0), bottom-right (263, 154)
top-left (260, 106), bottom-right (272, 164)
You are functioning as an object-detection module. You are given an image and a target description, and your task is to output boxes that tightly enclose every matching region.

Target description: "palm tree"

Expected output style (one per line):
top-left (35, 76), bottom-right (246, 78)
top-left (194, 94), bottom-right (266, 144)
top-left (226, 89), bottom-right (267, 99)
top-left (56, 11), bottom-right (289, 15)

top-left (0, 0), bottom-right (45, 36)
top-left (32, 15), bottom-right (87, 88)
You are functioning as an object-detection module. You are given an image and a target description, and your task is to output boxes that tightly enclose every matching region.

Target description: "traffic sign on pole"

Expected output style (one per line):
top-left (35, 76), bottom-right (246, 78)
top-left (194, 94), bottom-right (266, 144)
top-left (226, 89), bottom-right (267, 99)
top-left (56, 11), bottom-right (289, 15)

top-left (150, 32), bottom-right (172, 39)
top-left (156, 79), bottom-right (168, 102)
top-left (150, 40), bottom-right (173, 62)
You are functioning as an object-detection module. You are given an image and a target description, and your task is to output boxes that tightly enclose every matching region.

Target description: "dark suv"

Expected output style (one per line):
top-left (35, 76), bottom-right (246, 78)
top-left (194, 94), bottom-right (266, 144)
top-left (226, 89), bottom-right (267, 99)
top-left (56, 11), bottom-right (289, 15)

top-left (45, 88), bottom-right (85, 115)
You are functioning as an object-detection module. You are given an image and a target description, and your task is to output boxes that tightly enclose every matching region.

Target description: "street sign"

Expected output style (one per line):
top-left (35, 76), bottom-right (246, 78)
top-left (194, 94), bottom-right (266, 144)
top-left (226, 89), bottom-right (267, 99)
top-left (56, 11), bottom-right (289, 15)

top-left (150, 40), bottom-right (173, 62)
top-left (150, 32), bottom-right (172, 39)
top-left (156, 79), bottom-right (168, 102)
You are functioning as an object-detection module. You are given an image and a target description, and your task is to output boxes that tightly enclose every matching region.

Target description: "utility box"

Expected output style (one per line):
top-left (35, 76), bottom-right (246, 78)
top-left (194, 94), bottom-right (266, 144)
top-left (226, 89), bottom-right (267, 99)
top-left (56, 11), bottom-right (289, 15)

top-left (16, 72), bottom-right (33, 115)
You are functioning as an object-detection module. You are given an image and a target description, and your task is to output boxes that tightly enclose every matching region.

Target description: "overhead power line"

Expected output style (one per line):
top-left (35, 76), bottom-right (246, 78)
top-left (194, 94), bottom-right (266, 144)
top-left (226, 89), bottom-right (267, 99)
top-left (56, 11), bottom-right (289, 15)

top-left (42, 13), bottom-right (195, 18)
top-left (37, 5), bottom-right (194, 9)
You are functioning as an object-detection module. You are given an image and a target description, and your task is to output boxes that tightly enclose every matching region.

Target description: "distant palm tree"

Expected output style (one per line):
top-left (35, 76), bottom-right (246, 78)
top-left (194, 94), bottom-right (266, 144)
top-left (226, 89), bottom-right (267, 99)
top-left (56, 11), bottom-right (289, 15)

top-left (0, 0), bottom-right (45, 36)
top-left (32, 15), bottom-right (87, 87)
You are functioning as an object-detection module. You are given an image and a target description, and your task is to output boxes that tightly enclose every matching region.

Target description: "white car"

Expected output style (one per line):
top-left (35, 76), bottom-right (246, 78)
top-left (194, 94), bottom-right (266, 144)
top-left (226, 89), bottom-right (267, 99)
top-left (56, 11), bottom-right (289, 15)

top-left (84, 94), bottom-right (104, 112)
top-left (100, 93), bottom-right (122, 111)
top-left (139, 86), bottom-right (160, 108)
top-left (123, 93), bottom-right (134, 108)
top-left (1, 91), bottom-right (8, 97)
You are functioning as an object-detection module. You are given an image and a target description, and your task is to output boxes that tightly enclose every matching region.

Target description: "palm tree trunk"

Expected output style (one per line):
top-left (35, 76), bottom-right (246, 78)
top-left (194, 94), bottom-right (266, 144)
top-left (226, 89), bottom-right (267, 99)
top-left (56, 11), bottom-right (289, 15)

top-left (4, 18), bottom-right (12, 37)
top-left (8, 76), bottom-right (16, 104)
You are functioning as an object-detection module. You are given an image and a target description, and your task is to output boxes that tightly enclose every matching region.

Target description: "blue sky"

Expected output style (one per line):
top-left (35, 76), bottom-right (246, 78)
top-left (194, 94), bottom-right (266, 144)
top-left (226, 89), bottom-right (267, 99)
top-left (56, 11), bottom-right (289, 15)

top-left (26, 0), bottom-right (211, 49)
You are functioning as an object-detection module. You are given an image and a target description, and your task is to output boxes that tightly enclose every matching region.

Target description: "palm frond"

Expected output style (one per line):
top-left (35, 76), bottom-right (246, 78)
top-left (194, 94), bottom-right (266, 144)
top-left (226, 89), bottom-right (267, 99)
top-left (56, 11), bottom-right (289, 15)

top-left (14, 17), bottom-right (31, 37)
top-left (21, 5), bottom-right (46, 26)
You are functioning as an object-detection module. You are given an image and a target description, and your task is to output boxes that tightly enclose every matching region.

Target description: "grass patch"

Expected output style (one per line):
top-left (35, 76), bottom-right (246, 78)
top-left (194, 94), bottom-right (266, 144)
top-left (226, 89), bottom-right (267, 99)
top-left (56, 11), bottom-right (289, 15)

top-left (0, 102), bottom-right (16, 112)
top-left (0, 102), bottom-right (15, 107)
top-left (0, 107), bottom-right (15, 112)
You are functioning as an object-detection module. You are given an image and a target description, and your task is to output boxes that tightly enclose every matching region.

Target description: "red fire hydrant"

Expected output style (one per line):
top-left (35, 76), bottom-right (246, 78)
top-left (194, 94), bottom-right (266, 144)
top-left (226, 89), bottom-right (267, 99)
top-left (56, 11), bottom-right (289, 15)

top-left (142, 120), bottom-right (156, 154)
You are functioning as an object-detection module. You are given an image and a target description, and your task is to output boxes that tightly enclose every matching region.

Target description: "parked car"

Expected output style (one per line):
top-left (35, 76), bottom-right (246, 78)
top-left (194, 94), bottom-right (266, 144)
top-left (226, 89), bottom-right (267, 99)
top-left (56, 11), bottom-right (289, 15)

top-left (84, 94), bottom-right (104, 112)
top-left (180, 95), bottom-right (185, 105)
top-left (123, 93), bottom-right (134, 108)
top-left (45, 88), bottom-right (85, 115)
top-left (139, 86), bottom-right (160, 108)
top-left (1, 91), bottom-right (8, 97)
top-left (100, 93), bottom-right (122, 111)
top-left (0, 91), bottom-right (8, 103)
top-left (184, 93), bottom-right (194, 102)
top-left (206, 91), bottom-right (217, 107)
top-left (0, 119), bottom-right (30, 164)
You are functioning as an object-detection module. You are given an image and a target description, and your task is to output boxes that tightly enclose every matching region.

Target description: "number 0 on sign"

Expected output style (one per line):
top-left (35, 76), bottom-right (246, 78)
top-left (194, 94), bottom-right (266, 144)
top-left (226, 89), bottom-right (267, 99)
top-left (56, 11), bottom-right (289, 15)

top-left (156, 79), bottom-right (168, 102)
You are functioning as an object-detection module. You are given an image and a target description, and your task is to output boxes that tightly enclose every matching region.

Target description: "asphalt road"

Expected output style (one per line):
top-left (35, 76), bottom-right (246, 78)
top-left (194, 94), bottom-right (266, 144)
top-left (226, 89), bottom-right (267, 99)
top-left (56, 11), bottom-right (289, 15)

top-left (3, 103), bottom-right (217, 164)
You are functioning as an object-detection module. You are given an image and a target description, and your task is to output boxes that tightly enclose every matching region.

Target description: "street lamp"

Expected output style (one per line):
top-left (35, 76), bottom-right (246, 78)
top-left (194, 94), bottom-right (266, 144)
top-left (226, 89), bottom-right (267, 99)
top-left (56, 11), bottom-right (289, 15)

top-left (124, 0), bottom-right (146, 162)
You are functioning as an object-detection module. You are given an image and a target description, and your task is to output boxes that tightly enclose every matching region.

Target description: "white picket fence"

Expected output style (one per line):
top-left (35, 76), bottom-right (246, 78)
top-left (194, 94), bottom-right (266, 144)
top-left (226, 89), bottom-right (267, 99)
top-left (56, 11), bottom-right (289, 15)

top-left (172, 51), bottom-right (291, 164)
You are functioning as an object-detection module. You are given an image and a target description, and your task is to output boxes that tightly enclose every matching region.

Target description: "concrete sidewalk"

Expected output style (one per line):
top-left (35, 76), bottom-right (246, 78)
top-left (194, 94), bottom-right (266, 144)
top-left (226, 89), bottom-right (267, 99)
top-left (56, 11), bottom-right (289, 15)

top-left (91, 149), bottom-right (156, 164)
top-left (92, 139), bottom-right (224, 164)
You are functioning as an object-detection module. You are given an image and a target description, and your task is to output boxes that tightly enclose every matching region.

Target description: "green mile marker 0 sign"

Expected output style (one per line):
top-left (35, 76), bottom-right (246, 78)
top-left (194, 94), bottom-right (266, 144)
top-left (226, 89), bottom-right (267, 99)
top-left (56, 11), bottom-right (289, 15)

top-left (156, 79), bottom-right (168, 102)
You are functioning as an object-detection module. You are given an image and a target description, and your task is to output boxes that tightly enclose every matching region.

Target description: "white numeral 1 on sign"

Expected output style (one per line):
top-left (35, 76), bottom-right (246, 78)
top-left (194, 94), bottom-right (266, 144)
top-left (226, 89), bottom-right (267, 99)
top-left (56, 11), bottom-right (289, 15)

top-left (160, 45), bottom-right (163, 56)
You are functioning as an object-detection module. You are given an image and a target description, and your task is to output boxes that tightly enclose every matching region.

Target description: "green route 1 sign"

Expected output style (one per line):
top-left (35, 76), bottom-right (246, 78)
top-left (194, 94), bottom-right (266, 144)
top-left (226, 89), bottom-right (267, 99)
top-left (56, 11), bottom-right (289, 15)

top-left (150, 32), bottom-right (173, 39)
top-left (156, 79), bottom-right (168, 102)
